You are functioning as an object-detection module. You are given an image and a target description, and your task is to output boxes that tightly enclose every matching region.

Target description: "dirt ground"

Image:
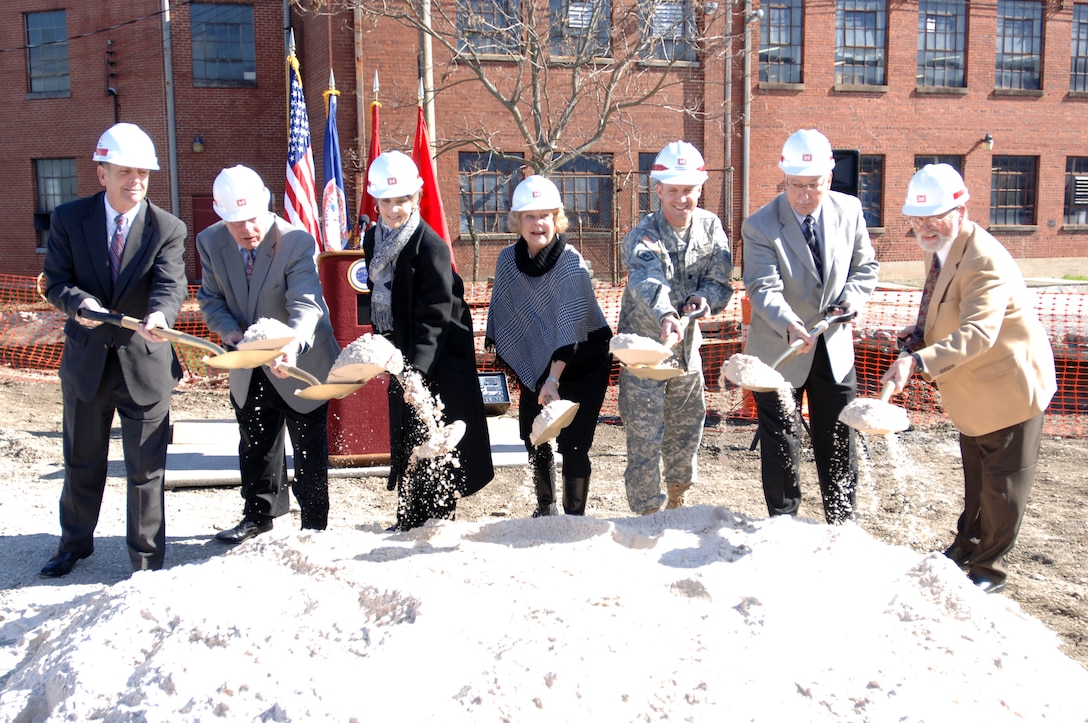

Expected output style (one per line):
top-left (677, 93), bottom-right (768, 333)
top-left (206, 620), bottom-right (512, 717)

top-left (4, 373), bottom-right (1086, 672)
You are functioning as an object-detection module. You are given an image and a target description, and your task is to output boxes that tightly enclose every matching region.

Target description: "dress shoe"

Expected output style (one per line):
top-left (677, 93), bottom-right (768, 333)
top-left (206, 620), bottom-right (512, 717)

top-left (39, 549), bottom-right (92, 579)
top-left (968, 572), bottom-right (1007, 594)
top-left (214, 518), bottom-right (272, 544)
top-left (943, 543), bottom-right (972, 570)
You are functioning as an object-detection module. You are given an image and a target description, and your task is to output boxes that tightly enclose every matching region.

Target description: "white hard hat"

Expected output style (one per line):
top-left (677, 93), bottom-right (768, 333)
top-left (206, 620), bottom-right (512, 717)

top-left (902, 164), bottom-right (970, 216)
top-left (366, 151), bottom-right (424, 199)
top-left (91, 123), bottom-right (160, 171)
top-left (650, 141), bottom-right (709, 186)
top-left (212, 165), bottom-right (271, 222)
top-left (778, 129), bottom-right (835, 176)
top-left (511, 175), bottom-right (562, 212)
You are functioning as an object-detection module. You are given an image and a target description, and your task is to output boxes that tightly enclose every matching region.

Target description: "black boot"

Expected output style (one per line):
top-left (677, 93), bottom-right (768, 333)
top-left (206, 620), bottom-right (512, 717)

top-left (563, 475), bottom-right (589, 516)
top-left (531, 455), bottom-right (558, 517)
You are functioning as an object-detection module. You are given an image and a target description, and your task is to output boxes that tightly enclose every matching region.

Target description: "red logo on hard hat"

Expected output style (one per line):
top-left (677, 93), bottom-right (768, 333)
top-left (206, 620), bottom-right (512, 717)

top-left (95, 147), bottom-right (109, 158)
top-left (236, 198), bottom-right (247, 207)
top-left (802, 153), bottom-right (813, 162)
top-left (532, 191), bottom-right (542, 198)
top-left (677, 158), bottom-right (687, 167)
top-left (387, 177), bottom-right (397, 185)
top-left (916, 194), bottom-right (927, 203)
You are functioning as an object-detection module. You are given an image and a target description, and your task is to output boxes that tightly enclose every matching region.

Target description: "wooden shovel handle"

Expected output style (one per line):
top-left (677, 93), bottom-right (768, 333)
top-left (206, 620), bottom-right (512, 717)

top-left (78, 309), bottom-right (227, 356)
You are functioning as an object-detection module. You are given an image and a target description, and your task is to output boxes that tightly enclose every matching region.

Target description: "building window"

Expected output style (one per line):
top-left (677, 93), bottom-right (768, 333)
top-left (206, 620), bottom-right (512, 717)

top-left (990, 156), bottom-right (1037, 226)
top-left (550, 0), bottom-right (610, 57)
top-left (191, 3), bottom-right (256, 87)
top-left (26, 10), bottom-right (69, 96)
top-left (458, 0), bottom-right (522, 55)
top-left (552, 154), bottom-right (613, 231)
top-left (917, 0), bottom-right (966, 88)
top-left (459, 152), bottom-right (525, 234)
top-left (859, 155), bottom-right (883, 228)
top-left (1064, 157), bottom-right (1088, 225)
top-left (995, 0), bottom-right (1043, 90)
top-left (637, 153), bottom-right (661, 217)
top-left (641, 0), bottom-right (696, 62)
top-left (760, 0), bottom-right (803, 84)
top-left (34, 158), bottom-right (78, 250)
top-left (1072, 4), bottom-right (1088, 92)
top-left (835, 0), bottom-right (887, 86)
top-left (913, 154), bottom-right (964, 175)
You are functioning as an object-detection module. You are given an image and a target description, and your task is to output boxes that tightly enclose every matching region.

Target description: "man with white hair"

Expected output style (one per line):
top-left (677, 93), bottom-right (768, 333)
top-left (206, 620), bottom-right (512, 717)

top-left (742, 128), bottom-right (879, 525)
top-left (882, 163), bottom-right (1055, 594)
top-left (196, 165), bottom-right (339, 543)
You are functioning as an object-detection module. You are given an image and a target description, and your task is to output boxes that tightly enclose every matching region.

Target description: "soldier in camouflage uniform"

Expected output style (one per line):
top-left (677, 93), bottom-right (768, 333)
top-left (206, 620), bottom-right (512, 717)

top-left (617, 141), bottom-right (734, 515)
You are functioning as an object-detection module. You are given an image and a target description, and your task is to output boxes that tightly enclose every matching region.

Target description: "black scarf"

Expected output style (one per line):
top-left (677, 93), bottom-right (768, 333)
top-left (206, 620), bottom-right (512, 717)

top-left (515, 235), bottom-right (567, 277)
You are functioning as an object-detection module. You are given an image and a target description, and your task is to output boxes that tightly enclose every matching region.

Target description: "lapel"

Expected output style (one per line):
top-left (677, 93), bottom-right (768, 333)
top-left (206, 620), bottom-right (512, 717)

top-left (776, 196), bottom-right (819, 280)
top-left (113, 202), bottom-right (149, 296)
top-left (80, 195), bottom-right (113, 295)
top-left (926, 222), bottom-right (971, 333)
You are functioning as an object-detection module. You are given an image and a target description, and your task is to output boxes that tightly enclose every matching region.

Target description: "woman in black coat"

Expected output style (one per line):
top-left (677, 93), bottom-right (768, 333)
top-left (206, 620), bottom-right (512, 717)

top-left (362, 151), bottom-right (493, 529)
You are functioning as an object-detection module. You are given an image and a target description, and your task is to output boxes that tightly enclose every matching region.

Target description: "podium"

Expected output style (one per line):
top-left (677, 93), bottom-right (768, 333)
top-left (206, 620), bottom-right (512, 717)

top-left (317, 251), bottom-right (391, 466)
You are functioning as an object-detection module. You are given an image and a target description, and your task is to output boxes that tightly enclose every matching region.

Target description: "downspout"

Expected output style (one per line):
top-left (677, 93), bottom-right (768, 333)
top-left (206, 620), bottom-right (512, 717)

top-left (355, 7), bottom-right (366, 207)
top-left (161, 0), bottom-right (180, 216)
top-left (421, 0), bottom-right (436, 155)
top-left (741, 0), bottom-right (753, 224)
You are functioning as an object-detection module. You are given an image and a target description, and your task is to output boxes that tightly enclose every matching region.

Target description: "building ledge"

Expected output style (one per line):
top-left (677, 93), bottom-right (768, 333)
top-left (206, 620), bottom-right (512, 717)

top-left (993, 88), bottom-right (1043, 98)
top-left (914, 86), bottom-right (968, 96)
top-left (832, 84), bottom-right (889, 94)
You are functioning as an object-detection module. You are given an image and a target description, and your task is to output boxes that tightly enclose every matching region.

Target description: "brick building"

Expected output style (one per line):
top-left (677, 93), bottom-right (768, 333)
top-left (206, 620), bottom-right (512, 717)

top-left (5, 1), bottom-right (1088, 283)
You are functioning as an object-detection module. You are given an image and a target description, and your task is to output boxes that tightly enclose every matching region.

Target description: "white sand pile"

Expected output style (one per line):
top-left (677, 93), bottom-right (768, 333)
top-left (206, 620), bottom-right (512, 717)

top-left (839, 398), bottom-right (910, 435)
top-left (609, 333), bottom-right (672, 367)
top-left (529, 399), bottom-right (579, 446)
top-left (242, 317), bottom-right (295, 343)
top-left (327, 333), bottom-right (404, 383)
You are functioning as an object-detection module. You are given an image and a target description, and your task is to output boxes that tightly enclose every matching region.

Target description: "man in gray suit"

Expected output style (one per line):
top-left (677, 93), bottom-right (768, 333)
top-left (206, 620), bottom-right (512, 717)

top-left (741, 129), bottom-right (879, 525)
top-left (196, 166), bottom-right (339, 542)
top-left (41, 123), bottom-right (188, 577)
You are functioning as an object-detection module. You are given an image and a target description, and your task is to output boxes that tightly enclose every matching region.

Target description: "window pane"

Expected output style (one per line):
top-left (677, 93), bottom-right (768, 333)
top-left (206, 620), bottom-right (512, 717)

top-left (835, 0), bottom-right (887, 85)
top-left (26, 10), bottom-right (70, 94)
top-left (1064, 157), bottom-right (1088, 225)
top-left (917, 0), bottom-right (966, 87)
top-left (640, 0), bottom-right (696, 62)
top-left (550, 0), bottom-right (611, 57)
top-left (637, 153), bottom-right (660, 217)
top-left (34, 158), bottom-right (78, 249)
top-left (760, 0), bottom-right (803, 83)
top-left (458, 0), bottom-right (522, 55)
top-left (913, 155), bottom-right (964, 176)
top-left (859, 155), bottom-right (883, 227)
top-left (990, 156), bottom-right (1037, 225)
top-left (995, 0), bottom-right (1042, 90)
top-left (191, 3), bottom-right (256, 86)
top-left (1072, 5), bottom-right (1088, 92)
top-left (553, 154), bottom-right (614, 230)
top-left (459, 153), bottom-right (525, 234)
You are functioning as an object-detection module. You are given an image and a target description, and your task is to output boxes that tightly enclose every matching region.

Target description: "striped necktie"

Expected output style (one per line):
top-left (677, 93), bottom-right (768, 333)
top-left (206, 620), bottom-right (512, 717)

top-left (905, 254), bottom-right (941, 352)
top-left (244, 248), bottom-right (257, 285)
top-left (802, 215), bottom-right (823, 280)
top-left (109, 214), bottom-right (126, 281)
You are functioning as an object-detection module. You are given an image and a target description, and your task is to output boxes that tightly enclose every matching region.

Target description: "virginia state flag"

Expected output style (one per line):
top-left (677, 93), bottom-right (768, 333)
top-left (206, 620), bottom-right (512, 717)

top-left (322, 75), bottom-right (349, 251)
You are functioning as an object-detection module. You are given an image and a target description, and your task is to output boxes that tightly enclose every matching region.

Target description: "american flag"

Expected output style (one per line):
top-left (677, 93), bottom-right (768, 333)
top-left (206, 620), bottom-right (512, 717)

top-left (285, 48), bottom-right (320, 243)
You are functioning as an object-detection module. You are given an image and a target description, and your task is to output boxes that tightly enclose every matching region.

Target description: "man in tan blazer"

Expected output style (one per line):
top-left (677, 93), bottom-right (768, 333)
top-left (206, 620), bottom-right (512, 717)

top-left (883, 164), bottom-right (1056, 594)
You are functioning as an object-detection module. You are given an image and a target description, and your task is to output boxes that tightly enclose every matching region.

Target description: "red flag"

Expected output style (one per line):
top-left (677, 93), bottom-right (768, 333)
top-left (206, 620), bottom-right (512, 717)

top-left (284, 47), bottom-right (320, 245)
top-left (356, 100), bottom-right (381, 239)
top-left (413, 105), bottom-right (455, 270)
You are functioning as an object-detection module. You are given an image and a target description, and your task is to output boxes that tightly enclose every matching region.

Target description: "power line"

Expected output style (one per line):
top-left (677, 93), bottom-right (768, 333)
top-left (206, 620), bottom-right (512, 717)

top-left (0, 1), bottom-right (194, 54)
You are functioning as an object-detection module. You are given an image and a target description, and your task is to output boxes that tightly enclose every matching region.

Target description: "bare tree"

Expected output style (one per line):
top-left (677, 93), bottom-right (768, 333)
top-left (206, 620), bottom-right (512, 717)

top-left (301, 0), bottom-right (734, 175)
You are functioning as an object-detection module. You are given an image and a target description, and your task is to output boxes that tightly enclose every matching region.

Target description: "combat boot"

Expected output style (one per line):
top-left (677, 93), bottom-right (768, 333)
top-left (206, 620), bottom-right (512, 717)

top-left (665, 481), bottom-right (693, 510)
top-left (563, 474), bottom-right (589, 516)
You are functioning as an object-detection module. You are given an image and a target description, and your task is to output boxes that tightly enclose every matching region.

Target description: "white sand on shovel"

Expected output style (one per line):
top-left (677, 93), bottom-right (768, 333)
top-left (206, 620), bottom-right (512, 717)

top-left (242, 317), bottom-right (295, 343)
top-left (330, 333), bottom-right (405, 379)
top-left (839, 398), bottom-right (910, 435)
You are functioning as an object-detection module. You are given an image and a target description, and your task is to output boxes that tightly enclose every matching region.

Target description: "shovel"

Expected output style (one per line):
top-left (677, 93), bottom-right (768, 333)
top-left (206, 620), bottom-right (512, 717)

top-left (838, 355), bottom-right (911, 436)
top-left (722, 307), bottom-right (858, 393)
top-left (620, 306), bottom-right (708, 381)
top-left (279, 364), bottom-right (367, 401)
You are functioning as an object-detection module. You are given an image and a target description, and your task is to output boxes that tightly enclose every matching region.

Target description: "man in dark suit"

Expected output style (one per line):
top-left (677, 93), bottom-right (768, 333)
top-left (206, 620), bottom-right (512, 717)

top-left (41, 123), bottom-right (188, 577)
top-left (741, 129), bottom-right (879, 525)
top-left (196, 166), bottom-right (339, 543)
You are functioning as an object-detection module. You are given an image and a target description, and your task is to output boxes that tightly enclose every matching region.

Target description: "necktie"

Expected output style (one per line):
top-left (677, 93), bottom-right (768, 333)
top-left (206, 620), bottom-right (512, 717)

top-left (244, 248), bottom-right (257, 285)
top-left (906, 254), bottom-right (941, 352)
top-left (109, 214), bottom-right (126, 282)
top-left (802, 215), bottom-right (823, 280)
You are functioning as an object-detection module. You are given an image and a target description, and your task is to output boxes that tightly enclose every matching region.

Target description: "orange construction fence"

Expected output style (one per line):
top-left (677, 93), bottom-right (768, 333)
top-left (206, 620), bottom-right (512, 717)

top-left (6, 274), bottom-right (1086, 438)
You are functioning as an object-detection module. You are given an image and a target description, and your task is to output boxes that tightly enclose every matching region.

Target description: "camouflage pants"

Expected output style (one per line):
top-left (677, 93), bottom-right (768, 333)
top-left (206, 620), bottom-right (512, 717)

top-left (618, 369), bottom-right (705, 514)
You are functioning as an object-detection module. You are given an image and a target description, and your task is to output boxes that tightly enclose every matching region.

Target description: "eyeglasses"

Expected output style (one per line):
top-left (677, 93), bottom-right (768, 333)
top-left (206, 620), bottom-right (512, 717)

top-left (909, 207), bottom-right (958, 227)
top-left (784, 180), bottom-right (828, 192)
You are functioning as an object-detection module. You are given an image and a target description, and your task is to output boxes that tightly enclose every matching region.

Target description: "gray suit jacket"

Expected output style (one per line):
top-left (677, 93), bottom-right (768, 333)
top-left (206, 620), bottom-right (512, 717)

top-left (44, 192), bottom-right (187, 406)
top-left (196, 216), bottom-right (338, 413)
top-left (741, 191), bottom-right (879, 386)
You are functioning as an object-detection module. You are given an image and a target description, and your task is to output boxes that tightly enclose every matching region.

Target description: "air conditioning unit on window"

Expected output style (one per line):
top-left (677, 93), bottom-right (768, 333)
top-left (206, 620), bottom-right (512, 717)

top-left (1075, 176), bottom-right (1088, 206)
